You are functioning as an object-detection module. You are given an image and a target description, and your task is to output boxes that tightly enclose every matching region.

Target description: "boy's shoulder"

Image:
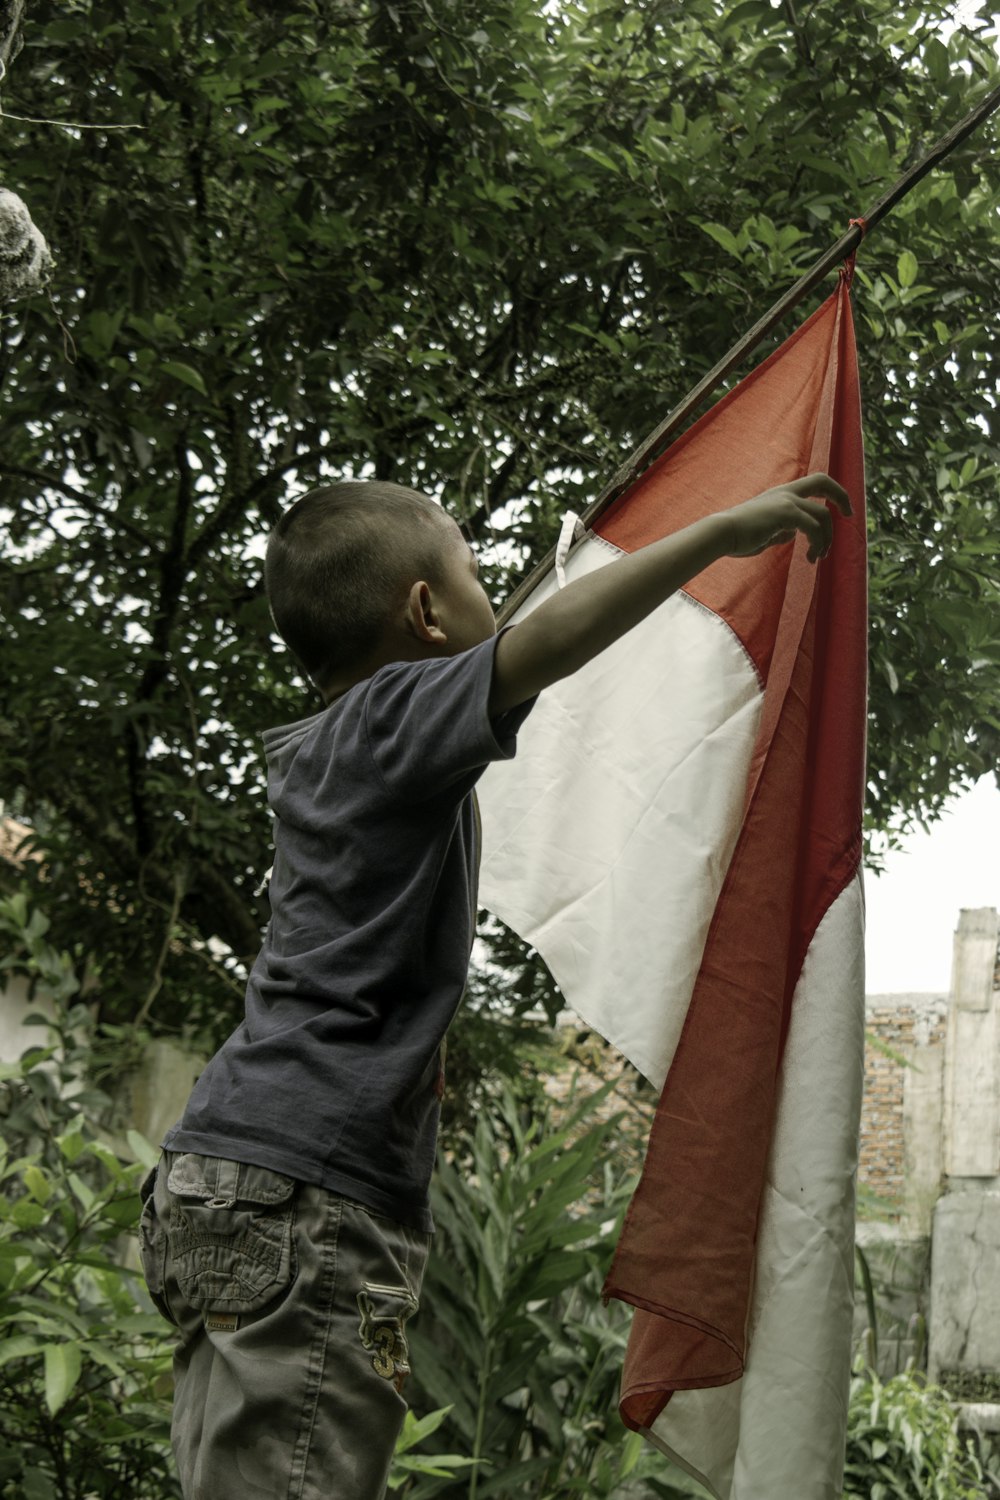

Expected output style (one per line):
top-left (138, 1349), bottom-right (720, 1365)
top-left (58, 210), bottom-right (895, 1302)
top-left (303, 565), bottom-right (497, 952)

top-left (263, 637), bottom-right (517, 806)
top-left (265, 641), bottom-right (494, 751)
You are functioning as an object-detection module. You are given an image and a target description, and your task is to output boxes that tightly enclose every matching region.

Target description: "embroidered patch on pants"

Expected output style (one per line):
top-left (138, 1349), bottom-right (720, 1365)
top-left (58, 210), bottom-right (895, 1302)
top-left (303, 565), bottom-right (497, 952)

top-left (357, 1283), bottom-right (417, 1392)
top-left (204, 1311), bottom-right (240, 1333)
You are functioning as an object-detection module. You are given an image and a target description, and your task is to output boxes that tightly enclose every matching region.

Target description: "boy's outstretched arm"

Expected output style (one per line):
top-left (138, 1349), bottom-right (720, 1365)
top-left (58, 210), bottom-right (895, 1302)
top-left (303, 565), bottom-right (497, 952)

top-left (489, 473), bottom-right (852, 716)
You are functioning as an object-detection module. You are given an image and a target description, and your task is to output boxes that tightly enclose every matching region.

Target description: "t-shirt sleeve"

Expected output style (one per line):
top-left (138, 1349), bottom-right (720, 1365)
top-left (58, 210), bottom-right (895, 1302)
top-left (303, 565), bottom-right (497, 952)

top-left (363, 632), bottom-right (535, 800)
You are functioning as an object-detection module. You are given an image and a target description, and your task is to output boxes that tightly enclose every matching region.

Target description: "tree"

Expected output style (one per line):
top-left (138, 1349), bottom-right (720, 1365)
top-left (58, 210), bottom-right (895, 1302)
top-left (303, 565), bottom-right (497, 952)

top-left (1, 0), bottom-right (998, 1044)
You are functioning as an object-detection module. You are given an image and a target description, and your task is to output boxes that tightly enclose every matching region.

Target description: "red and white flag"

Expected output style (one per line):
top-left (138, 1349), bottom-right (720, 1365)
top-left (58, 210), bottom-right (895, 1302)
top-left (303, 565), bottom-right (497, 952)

top-left (478, 271), bottom-right (867, 1499)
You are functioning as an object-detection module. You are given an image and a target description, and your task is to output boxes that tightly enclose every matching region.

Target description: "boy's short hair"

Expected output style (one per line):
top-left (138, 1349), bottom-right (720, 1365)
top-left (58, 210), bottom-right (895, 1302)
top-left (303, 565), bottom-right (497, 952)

top-left (265, 481), bottom-right (447, 692)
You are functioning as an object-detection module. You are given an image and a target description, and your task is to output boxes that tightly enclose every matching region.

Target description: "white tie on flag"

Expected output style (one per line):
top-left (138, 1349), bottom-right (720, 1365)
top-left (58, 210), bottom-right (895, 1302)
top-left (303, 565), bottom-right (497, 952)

top-left (553, 509), bottom-right (586, 590)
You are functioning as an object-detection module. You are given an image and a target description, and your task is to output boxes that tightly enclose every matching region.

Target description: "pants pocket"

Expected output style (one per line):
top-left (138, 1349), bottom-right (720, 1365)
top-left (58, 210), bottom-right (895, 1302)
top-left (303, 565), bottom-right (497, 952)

top-left (356, 1280), bottom-right (420, 1391)
top-left (166, 1154), bottom-right (298, 1314)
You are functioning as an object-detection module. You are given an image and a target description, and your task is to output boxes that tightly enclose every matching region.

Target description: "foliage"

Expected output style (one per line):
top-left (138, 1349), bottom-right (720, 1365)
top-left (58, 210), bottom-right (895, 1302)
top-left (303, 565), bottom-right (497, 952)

top-left (400, 1074), bottom-right (707, 1499)
top-left (0, 888), bottom-right (993, 1498)
top-left (437, 935), bottom-right (559, 1151)
top-left (389, 1406), bottom-right (484, 1491)
top-left (843, 1358), bottom-right (988, 1500)
top-left (395, 1065), bottom-right (997, 1500)
top-left (0, 0), bottom-right (998, 1045)
top-left (849, 1236), bottom-right (999, 1497)
top-left (0, 895), bottom-right (178, 1499)
top-left (0, 888), bottom-right (499, 1498)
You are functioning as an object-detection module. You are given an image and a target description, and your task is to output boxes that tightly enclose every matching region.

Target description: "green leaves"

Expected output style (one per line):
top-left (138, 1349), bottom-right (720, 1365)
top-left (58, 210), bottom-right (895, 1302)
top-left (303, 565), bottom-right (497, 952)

top-left (699, 221), bottom-right (744, 258)
top-left (0, 982), bottom-right (177, 1494)
top-left (923, 36), bottom-right (950, 87)
top-left (126, 1130), bottom-right (160, 1171)
top-left (721, 1), bottom-right (774, 32)
top-left (159, 361), bottom-right (208, 397)
top-left (388, 1406), bottom-right (484, 1488)
top-left (844, 1358), bottom-right (986, 1499)
top-left (404, 1076), bottom-right (660, 1496)
top-left (43, 1341), bottom-right (82, 1416)
top-left (698, 213), bottom-right (808, 275)
top-left (22, 1167), bottom-right (53, 1207)
top-left (897, 250), bottom-right (918, 288)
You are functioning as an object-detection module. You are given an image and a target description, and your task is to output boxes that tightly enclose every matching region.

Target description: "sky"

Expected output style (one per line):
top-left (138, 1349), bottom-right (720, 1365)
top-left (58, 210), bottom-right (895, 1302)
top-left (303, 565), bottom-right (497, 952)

top-left (864, 774), bottom-right (1000, 993)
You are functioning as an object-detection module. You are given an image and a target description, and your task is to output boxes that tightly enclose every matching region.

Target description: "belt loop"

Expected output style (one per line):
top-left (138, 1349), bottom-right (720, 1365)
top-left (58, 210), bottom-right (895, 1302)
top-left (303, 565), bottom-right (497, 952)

top-left (206, 1157), bottom-right (239, 1208)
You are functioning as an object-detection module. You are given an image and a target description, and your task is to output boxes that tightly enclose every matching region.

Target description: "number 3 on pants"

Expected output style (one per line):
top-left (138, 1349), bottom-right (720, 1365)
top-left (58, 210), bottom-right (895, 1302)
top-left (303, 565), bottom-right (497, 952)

top-left (357, 1283), bottom-right (418, 1391)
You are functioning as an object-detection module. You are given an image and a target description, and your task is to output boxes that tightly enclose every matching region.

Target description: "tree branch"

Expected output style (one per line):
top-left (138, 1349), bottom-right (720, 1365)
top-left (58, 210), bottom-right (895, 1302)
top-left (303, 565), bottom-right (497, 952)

top-left (782, 0), bottom-right (813, 66)
top-left (134, 865), bottom-right (186, 1028)
top-left (136, 434), bottom-right (193, 702)
top-left (0, 463), bottom-right (155, 548)
top-left (186, 444), bottom-right (332, 566)
top-left (121, 440), bottom-right (195, 857)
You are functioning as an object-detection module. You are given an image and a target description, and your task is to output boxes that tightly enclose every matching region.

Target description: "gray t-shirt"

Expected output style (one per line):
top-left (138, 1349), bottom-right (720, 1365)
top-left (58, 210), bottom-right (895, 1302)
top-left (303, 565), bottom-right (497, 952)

top-left (162, 634), bottom-right (534, 1232)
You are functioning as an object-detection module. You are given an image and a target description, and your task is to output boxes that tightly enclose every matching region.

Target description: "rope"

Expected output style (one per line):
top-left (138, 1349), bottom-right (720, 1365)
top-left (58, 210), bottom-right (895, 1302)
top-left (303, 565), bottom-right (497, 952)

top-left (0, 58), bottom-right (145, 130)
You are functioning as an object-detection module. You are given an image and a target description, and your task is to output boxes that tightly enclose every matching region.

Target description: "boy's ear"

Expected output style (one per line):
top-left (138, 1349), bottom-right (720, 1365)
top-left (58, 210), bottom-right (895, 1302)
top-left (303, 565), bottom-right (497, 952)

top-left (404, 580), bottom-right (448, 645)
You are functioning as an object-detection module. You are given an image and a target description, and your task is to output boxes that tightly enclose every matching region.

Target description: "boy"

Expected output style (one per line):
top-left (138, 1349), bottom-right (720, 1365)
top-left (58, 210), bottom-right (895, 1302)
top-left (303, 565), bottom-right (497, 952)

top-left (139, 472), bottom-right (850, 1500)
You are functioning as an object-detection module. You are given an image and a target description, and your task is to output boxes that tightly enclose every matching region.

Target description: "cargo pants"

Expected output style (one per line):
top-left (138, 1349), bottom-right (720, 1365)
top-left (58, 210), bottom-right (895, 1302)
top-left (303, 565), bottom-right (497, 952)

top-left (138, 1152), bottom-right (431, 1500)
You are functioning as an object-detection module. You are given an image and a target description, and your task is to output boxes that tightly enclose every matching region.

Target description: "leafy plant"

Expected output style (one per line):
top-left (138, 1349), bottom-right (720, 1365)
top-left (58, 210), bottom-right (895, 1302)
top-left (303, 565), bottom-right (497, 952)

top-left (0, 897), bottom-right (177, 1499)
top-left (843, 1358), bottom-right (987, 1500)
top-left (389, 1405), bottom-right (484, 1491)
top-left (400, 1074), bottom-right (707, 1499)
top-left (0, 893), bottom-right (666, 1497)
top-left (9, 887), bottom-right (989, 1500)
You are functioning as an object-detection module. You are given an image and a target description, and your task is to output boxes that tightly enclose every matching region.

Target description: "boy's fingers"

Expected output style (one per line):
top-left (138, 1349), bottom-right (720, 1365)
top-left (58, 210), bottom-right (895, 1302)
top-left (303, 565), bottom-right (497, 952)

top-left (793, 496), bottom-right (833, 541)
top-left (795, 495), bottom-right (835, 530)
top-left (792, 496), bottom-right (833, 561)
top-left (789, 472), bottom-right (853, 516)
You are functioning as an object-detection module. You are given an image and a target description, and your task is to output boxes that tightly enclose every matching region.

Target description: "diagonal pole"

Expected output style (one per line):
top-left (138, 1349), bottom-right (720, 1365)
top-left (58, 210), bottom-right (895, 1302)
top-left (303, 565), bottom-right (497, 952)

top-left (497, 77), bottom-right (1000, 625)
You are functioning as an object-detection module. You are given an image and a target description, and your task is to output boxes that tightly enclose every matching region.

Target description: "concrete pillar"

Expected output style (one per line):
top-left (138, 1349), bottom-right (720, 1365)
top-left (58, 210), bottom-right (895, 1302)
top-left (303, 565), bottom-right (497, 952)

top-left (929, 1189), bottom-right (1000, 1381)
top-left (942, 908), bottom-right (1000, 1179)
top-left (109, 1037), bottom-right (204, 1155)
top-left (901, 998), bottom-right (947, 1237)
top-left (929, 908), bottom-right (1000, 1396)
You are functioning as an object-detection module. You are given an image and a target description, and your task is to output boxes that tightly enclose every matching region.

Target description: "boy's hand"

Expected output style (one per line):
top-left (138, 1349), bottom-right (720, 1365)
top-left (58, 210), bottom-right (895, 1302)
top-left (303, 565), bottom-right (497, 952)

top-left (725, 473), bottom-right (852, 564)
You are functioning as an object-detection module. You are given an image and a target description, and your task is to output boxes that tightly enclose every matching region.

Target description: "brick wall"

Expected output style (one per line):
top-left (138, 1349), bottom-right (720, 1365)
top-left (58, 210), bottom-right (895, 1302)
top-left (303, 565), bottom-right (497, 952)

top-left (859, 996), bottom-right (948, 1218)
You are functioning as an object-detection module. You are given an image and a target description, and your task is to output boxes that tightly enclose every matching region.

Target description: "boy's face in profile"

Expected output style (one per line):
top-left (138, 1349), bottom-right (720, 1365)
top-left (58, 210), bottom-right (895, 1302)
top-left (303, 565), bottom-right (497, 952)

top-left (425, 515), bottom-right (497, 656)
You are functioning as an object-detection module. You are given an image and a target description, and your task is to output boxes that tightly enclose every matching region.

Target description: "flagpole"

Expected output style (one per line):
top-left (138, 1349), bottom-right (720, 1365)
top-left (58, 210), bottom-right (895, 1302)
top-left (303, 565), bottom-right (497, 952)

top-left (497, 77), bottom-right (1000, 625)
